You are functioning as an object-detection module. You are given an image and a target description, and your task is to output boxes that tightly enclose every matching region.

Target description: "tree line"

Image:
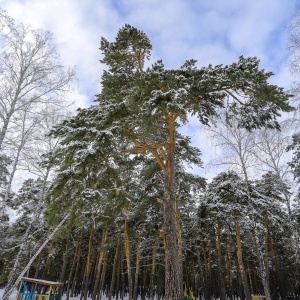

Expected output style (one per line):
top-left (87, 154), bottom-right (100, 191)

top-left (1, 9), bottom-right (300, 300)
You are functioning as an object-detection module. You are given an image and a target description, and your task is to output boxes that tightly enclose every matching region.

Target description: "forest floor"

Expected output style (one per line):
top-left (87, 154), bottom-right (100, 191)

top-left (0, 289), bottom-right (133, 300)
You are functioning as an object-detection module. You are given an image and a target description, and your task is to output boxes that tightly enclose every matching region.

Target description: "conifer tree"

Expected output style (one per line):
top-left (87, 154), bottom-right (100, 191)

top-left (95, 24), bottom-right (292, 300)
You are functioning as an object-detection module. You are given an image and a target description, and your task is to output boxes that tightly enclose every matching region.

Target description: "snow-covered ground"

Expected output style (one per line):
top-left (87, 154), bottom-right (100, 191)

top-left (0, 290), bottom-right (132, 300)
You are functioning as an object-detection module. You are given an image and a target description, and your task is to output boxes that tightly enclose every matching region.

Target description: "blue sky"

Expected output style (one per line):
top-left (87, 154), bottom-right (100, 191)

top-left (1, 0), bottom-right (299, 179)
top-left (1, 0), bottom-right (298, 107)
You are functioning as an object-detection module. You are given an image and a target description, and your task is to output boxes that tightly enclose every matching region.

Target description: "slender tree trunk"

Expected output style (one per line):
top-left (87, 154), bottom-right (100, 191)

top-left (251, 229), bottom-right (272, 300)
top-left (233, 210), bottom-right (251, 300)
top-left (98, 249), bottom-right (108, 300)
top-left (92, 229), bottom-right (108, 300)
top-left (41, 239), bottom-right (54, 279)
top-left (176, 196), bottom-right (183, 289)
top-left (133, 233), bottom-right (141, 300)
top-left (163, 116), bottom-right (181, 300)
top-left (150, 237), bottom-right (157, 300)
top-left (67, 230), bottom-right (82, 300)
top-left (217, 218), bottom-right (227, 300)
top-left (59, 239), bottom-right (70, 296)
top-left (34, 243), bottom-right (43, 278)
top-left (124, 219), bottom-right (132, 300)
top-left (109, 232), bottom-right (121, 300)
top-left (81, 220), bottom-right (95, 300)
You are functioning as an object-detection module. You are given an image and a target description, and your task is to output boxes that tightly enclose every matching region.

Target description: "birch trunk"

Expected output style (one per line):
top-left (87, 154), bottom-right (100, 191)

top-left (251, 229), bottom-right (271, 300)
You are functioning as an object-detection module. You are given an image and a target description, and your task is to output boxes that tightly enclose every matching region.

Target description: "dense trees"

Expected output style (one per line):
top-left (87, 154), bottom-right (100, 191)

top-left (1, 15), bottom-right (300, 300)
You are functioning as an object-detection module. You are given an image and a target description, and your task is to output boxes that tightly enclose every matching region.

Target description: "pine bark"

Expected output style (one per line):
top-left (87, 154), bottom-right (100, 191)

top-left (150, 237), bottom-right (157, 300)
top-left (217, 218), bottom-right (227, 300)
top-left (92, 229), bottom-right (108, 300)
top-left (133, 233), bottom-right (142, 300)
top-left (81, 220), bottom-right (95, 300)
top-left (67, 230), bottom-right (82, 300)
top-left (109, 232), bottom-right (121, 300)
top-left (163, 116), bottom-right (181, 300)
top-left (233, 210), bottom-right (251, 300)
top-left (124, 219), bottom-right (132, 300)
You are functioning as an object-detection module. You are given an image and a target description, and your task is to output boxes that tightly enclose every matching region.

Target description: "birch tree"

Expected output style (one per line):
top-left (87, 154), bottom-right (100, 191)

top-left (0, 11), bottom-right (75, 229)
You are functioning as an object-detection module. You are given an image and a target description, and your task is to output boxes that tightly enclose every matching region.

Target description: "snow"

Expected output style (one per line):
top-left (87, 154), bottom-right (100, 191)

top-left (0, 289), bottom-right (133, 300)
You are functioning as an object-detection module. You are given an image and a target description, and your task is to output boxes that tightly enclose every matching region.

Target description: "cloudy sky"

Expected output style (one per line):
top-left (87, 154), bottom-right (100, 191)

top-left (1, 0), bottom-right (299, 178)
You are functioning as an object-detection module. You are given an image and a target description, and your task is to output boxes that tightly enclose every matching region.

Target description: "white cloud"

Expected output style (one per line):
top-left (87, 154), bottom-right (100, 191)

top-left (1, 0), bottom-right (298, 178)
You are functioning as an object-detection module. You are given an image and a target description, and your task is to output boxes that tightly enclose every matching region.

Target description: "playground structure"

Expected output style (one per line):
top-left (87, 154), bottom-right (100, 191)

top-left (16, 278), bottom-right (62, 300)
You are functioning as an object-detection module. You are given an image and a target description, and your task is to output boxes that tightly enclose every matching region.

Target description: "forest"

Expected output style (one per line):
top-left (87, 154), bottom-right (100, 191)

top-left (1, 8), bottom-right (300, 300)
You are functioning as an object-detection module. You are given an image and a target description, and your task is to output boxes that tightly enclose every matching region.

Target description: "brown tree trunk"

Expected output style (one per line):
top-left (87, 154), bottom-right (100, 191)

top-left (163, 116), bottom-right (181, 300)
top-left (217, 218), bottom-right (227, 300)
top-left (70, 230), bottom-right (83, 297)
top-left (233, 210), bottom-right (251, 300)
top-left (92, 229), bottom-right (108, 300)
top-left (81, 220), bottom-right (95, 300)
top-left (150, 237), bottom-right (157, 300)
top-left (133, 233), bottom-right (142, 300)
top-left (176, 196), bottom-right (183, 289)
top-left (41, 239), bottom-right (54, 279)
top-left (60, 239), bottom-right (70, 282)
top-left (67, 230), bottom-right (82, 300)
top-left (124, 219), bottom-right (132, 300)
top-left (109, 232), bottom-right (121, 300)
top-left (98, 250), bottom-right (108, 300)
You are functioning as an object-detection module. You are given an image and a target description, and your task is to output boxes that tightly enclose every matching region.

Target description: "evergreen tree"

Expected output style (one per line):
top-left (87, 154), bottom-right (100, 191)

top-left (95, 24), bottom-right (292, 300)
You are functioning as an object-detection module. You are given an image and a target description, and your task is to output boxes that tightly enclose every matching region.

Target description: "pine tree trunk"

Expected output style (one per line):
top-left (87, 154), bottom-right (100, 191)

top-left (41, 239), bottom-right (54, 279)
top-left (109, 232), bottom-right (121, 300)
top-left (233, 210), bottom-right (251, 300)
top-left (202, 241), bottom-right (211, 300)
top-left (150, 237), bottom-right (157, 300)
top-left (67, 230), bottom-right (82, 300)
top-left (176, 197), bottom-right (183, 289)
top-left (98, 250), bottom-right (108, 300)
top-left (217, 218), bottom-right (227, 300)
top-left (70, 231), bottom-right (83, 297)
top-left (82, 220), bottom-right (95, 300)
top-left (92, 229), bottom-right (108, 300)
top-left (163, 116), bottom-right (181, 300)
top-left (34, 244), bottom-right (43, 278)
top-left (124, 219), bottom-right (132, 300)
top-left (59, 239), bottom-right (70, 289)
top-left (133, 233), bottom-right (141, 300)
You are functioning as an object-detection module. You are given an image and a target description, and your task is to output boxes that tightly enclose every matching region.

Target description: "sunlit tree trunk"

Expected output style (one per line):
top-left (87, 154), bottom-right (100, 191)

top-left (163, 116), bottom-right (181, 300)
